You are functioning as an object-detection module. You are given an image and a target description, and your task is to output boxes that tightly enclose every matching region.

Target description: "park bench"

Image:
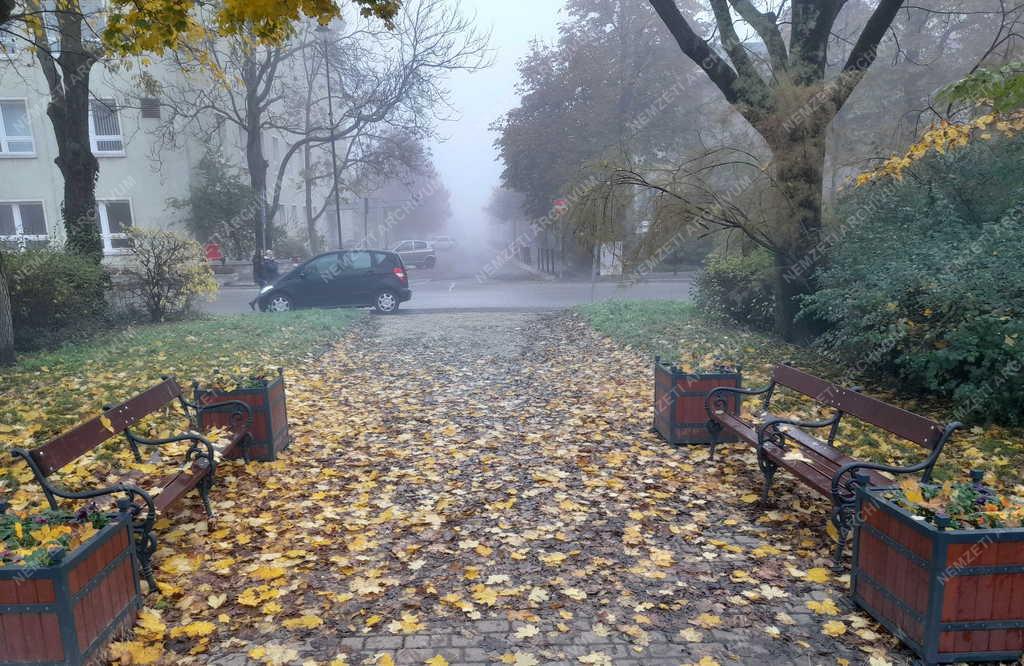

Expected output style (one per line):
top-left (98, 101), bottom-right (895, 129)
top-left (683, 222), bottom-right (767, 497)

top-left (704, 363), bottom-right (962, 563)
top-left (10, 377), bottom-right (253, 588)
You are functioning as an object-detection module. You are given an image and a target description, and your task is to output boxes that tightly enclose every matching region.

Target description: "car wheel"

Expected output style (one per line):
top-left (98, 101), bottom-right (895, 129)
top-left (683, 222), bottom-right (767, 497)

top-left (265, 294), bottom-right (293, 313)
top-left (424, 256), bottom-right (436, 269)
top-left (374, 290), bottom-right (399, 314)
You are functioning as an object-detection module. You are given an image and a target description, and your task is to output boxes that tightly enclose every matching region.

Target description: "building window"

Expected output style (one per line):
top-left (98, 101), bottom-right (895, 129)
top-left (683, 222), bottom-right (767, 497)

top-left (0, 100), bottom-right (35, 155)
top-left (89, 99), bottom-right (124, 155)
top-left (97, 200), bottom-right (133, 254)
top-left (140, 96), bottom-right (161, 119)
top-left (0, 202), bottom-right (48, 250)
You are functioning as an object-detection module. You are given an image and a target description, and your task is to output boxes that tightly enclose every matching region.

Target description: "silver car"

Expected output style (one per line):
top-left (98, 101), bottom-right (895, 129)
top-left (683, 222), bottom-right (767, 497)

top-left (392, 240), bottom-right (436, 268)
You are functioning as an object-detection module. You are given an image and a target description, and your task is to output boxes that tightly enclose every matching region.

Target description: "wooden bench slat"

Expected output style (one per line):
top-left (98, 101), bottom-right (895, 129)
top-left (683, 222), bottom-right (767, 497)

top-left (772, 365), bottom-right (946, 450)
top-left (30, 379), bottom-right (184, 476)
top-left (153, 462), bottom-right (210, 513)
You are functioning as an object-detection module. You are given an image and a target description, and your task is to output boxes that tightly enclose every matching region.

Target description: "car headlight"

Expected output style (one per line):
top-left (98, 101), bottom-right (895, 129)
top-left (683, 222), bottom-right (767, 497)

top-left (260, 285), bottom-right (274, 295)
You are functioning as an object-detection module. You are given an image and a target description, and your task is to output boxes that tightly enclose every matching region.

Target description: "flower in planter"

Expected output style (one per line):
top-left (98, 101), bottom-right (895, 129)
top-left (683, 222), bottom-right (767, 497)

top-left (885, 473), bottom-right (1024, 530)
top-left (0, 504), bottom-right (112, 567)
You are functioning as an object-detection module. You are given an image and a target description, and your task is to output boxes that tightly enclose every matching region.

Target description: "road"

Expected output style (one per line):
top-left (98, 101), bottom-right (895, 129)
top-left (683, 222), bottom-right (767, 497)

top-left (203, 274), bottom-right (694, 315)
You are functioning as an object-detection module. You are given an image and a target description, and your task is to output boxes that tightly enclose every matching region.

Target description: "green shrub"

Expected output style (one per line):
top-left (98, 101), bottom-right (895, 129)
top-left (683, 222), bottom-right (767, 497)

top-left (801, 134), bottom-right (1024, 425)
top-left (692, 249), bottom-right (775, 332)
top-left (6, 249), bottom-right (109, 351)
top-left (122, 229), bottom-right (219, 322)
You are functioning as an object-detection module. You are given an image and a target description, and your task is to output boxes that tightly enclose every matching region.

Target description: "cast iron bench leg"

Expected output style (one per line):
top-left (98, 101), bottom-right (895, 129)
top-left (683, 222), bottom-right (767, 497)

top-left (758, 454), bottom-right (778, 505)
top-left (706, 420), bottom-right (723, 459)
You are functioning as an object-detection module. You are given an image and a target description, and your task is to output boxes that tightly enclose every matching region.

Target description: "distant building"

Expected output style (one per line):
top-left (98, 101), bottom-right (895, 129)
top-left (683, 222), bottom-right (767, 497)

top-left (0, 36), bottom-right (325, 258)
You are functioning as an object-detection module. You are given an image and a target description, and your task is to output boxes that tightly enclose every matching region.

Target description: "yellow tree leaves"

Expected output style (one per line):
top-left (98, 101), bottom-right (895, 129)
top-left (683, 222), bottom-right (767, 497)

top-left (857, 111), bottom-right (1024, 185)
top-left (103, 0), bottom-right (401, 55)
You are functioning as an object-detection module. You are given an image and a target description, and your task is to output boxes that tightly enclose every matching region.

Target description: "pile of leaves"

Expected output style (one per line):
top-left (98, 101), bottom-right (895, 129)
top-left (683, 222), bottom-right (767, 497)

top-left (0, 505), bottom-right (112, 567)
top-left (886, 476), bottom-right (1024, 530)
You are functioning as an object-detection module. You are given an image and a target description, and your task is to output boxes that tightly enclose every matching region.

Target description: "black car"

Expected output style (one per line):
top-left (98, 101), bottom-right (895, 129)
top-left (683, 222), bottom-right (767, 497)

top-left (251, 250), bottom-right (411, 314)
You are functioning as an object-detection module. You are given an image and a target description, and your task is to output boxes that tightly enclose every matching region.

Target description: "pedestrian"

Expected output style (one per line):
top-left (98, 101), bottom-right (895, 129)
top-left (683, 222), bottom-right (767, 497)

top-left (263, 250), bottom-right (280, 283)
top-left (252, 251), bottom-right (265, 287)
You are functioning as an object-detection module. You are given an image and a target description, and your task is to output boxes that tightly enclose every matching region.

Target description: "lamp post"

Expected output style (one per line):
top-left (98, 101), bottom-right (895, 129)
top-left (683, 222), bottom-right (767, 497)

top-left (317, 25), bottom-right (344, 250)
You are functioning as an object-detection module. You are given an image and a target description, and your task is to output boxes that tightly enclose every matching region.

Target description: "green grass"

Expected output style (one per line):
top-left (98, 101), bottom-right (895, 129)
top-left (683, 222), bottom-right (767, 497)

top-left (0, 310), bottom-right (363, 446)
top-left (577, 300), bottom-right (1024, 491)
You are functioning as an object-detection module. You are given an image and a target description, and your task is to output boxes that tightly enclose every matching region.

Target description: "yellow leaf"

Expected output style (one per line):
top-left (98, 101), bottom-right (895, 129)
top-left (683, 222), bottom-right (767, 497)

top-left (805, 568), bottom-right (831, 584)
top-left (134, 608), bottom-right (166, 642)
top-left (424, 657), bottom-right (448, 666)
top-left (207, 593), bottom-right (227, 609)
top-left (100, 414), bottom-right (116, 433)
top-left (678, 627), bottom-right (703, 642)
top-left (108, 641), bottom-right (163, 665)
top-left (691, 613), bottom-right (721, 629)
top-left (377, 655), bottom-right (396, 666)
top-left (822, 620), bottom-right (847, 636)
top-left (249, 565), bottom-right (286, 581)
top-left (283, 614), bottom-right (324, 630)
top-left (899, 478), bottom-right (925, 505)
top-left (806, 599), bottom-right (840, 616)
top-left (514, 624), bottom-right (539, 639)
top-left (169, 621), bottom-right (217, 639)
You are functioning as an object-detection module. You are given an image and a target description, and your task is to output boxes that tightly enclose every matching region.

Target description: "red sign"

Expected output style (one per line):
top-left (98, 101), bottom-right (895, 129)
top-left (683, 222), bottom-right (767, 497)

top-left (204, 242), bottom-right (223, 262)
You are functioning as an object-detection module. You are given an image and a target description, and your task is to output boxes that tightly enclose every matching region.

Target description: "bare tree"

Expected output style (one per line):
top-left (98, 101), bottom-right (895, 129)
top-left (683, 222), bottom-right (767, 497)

top-left (147, 0), bottom-right (489, 257)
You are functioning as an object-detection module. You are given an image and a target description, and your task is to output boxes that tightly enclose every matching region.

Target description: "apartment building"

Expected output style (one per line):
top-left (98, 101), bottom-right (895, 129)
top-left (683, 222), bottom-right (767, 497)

top-left (0, 36), bottom-right (334, 258)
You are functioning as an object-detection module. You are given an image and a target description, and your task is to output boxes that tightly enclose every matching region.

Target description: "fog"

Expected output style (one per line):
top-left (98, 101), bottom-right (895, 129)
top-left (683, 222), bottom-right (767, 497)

top-left (428, 0), bottom-right (565, 247)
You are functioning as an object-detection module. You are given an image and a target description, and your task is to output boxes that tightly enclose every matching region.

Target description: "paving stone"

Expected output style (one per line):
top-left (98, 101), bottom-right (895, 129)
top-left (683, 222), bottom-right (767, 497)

top-left (365, 636), bottom-right (405, 650)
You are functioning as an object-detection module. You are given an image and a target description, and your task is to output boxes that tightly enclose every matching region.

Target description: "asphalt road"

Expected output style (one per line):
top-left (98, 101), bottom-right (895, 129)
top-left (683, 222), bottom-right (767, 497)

top-left (203, 274), bottom-right (694, 315)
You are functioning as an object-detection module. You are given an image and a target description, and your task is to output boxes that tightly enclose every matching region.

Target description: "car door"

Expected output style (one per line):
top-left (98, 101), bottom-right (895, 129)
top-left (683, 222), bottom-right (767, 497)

top-left (298, 253), bottom-right (342, 306)
top-left (413, 240), bottom-right (430, 263)
top-left (332, 250), bottom-right (375, 305)
top-left (393, 241), bottom-right (413, 264)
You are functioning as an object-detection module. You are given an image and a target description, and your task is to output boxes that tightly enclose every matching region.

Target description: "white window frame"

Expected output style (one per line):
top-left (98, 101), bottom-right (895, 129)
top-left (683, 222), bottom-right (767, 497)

top-left (88, 98), bottom-right (125, 157)
top-left (97, 199), bottom-right (133, 255)
top-left (0, 98), bottom-right (36, 157)
top-left (0, 201), bottom-right (49, 250)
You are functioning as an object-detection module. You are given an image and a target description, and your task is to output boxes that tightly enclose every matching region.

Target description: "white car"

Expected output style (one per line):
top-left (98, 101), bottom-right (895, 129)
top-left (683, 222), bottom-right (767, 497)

top-left (430, 235), bottom-right (457, 250)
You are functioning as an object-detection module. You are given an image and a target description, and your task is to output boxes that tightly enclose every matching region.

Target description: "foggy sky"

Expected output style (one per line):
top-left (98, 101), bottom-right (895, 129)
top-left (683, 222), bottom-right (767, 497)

top-left (429, 0), bottom-right (565, 241)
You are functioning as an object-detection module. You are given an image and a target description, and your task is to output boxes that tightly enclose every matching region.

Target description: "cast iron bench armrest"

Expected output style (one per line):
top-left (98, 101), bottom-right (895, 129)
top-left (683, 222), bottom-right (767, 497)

top-left (755, 414), bottom-right (842, 453)
top-left (124, 431), bottom-right (217, 479)
top-left (704, 383), bottom-right (772, 419)
top-left (829, 421), bottom-right (963, 505)
top-left (9, 447), bottom-right (157, 533)
top-left (185, 398), bottom-right (254, 432)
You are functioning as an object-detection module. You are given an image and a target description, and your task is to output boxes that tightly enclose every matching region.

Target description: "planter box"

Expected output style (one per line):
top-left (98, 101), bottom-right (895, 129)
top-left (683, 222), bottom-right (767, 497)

top-left (652, 357), bottom-right (742, 445)
top-left (0, 515), bottom-right (141, 665)
top-left (196, 369), bottom-right (291, 462)
top-left (852, 487), bottom-right (1024, 665)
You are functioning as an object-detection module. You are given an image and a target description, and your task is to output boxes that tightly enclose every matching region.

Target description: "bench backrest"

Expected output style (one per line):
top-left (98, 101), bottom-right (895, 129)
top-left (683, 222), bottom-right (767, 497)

top-left (28, 379), bottom-right (183, 476)
top-left (772, 365), bottom-right (947, 450)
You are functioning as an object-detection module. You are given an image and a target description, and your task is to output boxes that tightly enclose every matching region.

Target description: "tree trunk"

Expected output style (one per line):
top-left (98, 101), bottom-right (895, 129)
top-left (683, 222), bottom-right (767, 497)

top-left (246, 127), bottom-right (269, 254)
top-left (765, 128), bottom-right (828, 341)
top-left (303, 143), bottom-right (320, 255)
top-left (34, 9), bottom-right (102, 261)
top-left (0, 252), bottom-right (14, 365)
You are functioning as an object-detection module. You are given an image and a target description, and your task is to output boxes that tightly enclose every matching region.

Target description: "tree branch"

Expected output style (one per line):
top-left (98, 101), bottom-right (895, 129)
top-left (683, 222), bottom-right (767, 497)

top-left (727, 0), bottom-right (789, 73)
top-left (648, 0), bottom-right (741, 104)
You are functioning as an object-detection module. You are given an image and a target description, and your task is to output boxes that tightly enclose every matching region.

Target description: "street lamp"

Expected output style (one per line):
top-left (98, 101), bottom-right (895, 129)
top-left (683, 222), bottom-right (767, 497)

top-left (317, 25), bottom-right (344, 250)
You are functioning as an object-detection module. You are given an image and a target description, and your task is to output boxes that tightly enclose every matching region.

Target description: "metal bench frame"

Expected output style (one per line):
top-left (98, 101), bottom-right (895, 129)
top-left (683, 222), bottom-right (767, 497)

top-left (9, 376), bottom-right (252, 590)
top-left (704, 363), bottom-right (962, 564)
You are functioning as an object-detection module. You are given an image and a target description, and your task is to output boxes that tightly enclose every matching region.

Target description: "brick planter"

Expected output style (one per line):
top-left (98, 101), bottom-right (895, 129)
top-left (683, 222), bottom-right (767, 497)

top-left (652, 356), bottom-right (742, 445)
top-left (0, 514), bottom-right (141, 665)
top-left (195, 369), bottom-right (291, 462)
top-left (852, 486), bottom-right (1024, 665)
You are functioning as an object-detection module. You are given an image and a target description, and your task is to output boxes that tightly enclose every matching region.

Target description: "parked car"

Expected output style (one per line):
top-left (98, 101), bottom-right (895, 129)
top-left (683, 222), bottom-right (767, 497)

top-left (430, 235), bottom-right (457, 250)
top-left (392, 240), bottom-right (436, 268)
top-left (251, 250), bottom-right (411, 314)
